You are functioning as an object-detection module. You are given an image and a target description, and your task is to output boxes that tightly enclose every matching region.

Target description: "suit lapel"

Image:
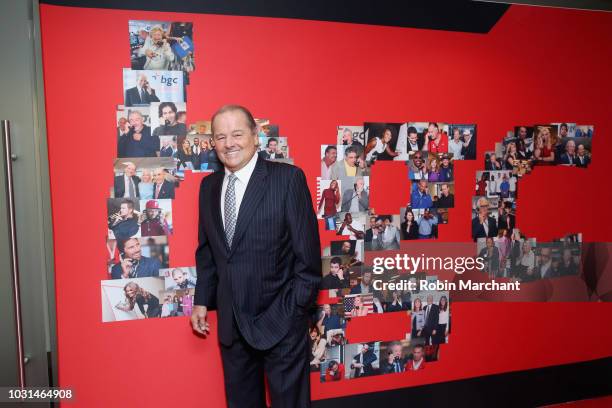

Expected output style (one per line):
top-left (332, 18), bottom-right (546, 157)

top-left (228, 156), bottom-right (268, 256)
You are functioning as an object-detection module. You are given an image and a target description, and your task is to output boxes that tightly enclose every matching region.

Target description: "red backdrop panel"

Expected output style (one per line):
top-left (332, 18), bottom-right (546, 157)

top-left (39, 4), bottom-right (612, 407)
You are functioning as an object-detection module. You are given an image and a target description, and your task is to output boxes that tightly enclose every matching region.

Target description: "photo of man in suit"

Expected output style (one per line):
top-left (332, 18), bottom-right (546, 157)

top-left (110, 237), bottom-right (161, 279)
top-left (351, 343), bottom-right (377, 378)
top-left (380, 341), bottom-right (409, 374)
top-left (125, 73), bottom-right (160, 107)
top-left (422, 295), bottom-right (440, 345)
top-left (259, 137), bottom-right (285, 159)
top-left (159, 137), bottom-right (175, 157)
top-left (152, 167), bottom-right (175, 199)
top-left (340, 177), bottom-right (368, 212)
top-left (330, 146), bottom-right (365, 179)
top-left (118, 110), bottom-right (159, 158)
top-left (472, 197), bottom-right (498, 241)
top-left (191, 105), bottom-right (321, 408)
top-left (114, 161), bottom-right (140, 198)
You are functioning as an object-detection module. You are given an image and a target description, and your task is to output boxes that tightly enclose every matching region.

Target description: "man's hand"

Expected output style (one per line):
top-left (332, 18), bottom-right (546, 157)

top-left (120, 258), bottom-right (133, 278)
top-left (191, 305), bottom-right (211, 336)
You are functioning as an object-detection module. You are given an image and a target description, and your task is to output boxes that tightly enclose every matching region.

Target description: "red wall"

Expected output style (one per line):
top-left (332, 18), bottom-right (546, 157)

top-left (39, 4), bottom-right (612, 406)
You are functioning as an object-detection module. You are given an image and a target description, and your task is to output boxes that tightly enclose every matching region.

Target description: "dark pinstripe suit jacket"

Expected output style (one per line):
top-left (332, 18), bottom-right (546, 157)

top-left (194, 155), bottom-right (321, 350)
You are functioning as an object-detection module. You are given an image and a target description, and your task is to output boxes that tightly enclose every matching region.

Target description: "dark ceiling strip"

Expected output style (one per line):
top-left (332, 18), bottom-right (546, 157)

top-left (39, 0), bottom-right (509, 33)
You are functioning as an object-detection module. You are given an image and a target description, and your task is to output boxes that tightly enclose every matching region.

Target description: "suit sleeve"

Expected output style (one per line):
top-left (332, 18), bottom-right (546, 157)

top-left (285, 168), bottom-right (322, 309)
top-left (194, 178), bottom-right (218, 308)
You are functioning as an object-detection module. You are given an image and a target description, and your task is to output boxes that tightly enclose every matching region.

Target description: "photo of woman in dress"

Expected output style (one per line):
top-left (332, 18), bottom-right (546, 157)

top-left (318, 179), bottom-right (341, 218)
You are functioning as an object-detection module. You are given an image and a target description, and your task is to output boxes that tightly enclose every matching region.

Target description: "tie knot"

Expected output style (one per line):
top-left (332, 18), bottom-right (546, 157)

top-left (228, 173), bottom-right (237, 183)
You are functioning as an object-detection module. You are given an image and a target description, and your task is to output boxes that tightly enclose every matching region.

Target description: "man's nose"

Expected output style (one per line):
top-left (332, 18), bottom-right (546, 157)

top-left (225, 136), bottom-right (237, 148)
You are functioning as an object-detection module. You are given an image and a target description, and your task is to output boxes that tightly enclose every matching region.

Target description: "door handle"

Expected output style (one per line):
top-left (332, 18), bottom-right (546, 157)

top-left (1, 120), bottom-right (26, 387)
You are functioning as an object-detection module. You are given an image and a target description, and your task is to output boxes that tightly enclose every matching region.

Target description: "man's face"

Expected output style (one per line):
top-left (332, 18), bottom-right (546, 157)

top-left (362, 272), bottom-right (372, 285)
top-left (345, 152), bottom-right (357, 167)
top-left (213, 110), bottom-right (258, 172)
top-left (145, 208), bottom-right (157, 219)
top-left (128, 113), bottom-right (144, 129)
top-left (268, 140), bottom-right (278, 153)
top-left (325, 148), bottom-right (337, 163)
top-left (361, 344), bottom-right (369, 353)
top-left (490, 154), bottom-right (497, 161)
top-left (369, 217), bottom-right (376, 228)
top-left (413, 347), bottom-right (423, 361)
top-left (453, 129), bottom-right (460, 140)
top-left (342, 242), bottom-right (351, 253)
top-left (408, 132), bottom-right (418, 144)
top-left (382, 130), bottom-right (392, 143)
top-left (173, 272), bottom-right (186, 285)
top-left (123, 239), bottom-right (142, 260)
top-left (413, 154), bottom-right (423, 168)
top-left (153, 169), bottom-right (165, 184)
top-left (428, 124), bottom-right (438, 137)
top-left (427, 295), bottom-right (433, 305)
top-left (577, 144), bottom-right (585, 156)
top-left (356, 178), bottom-right (364, 190)
top-left (323, 304), bottom-right (331, 315)
top-left (540, 248), bottom-right (551, 264)
top-left (486, 237), bottom-right (494, 248)
top-left (519, 127), bottom-right (527, 138)
top-left (566, 141), bottom-right (576, 154)
top-left (119, 203), bottom-right (131, 217)
top-left (193, 138), bottom-right (199, 146)
top-left (137, 75), bottom-right (147, 87)
top-left (125, 164), bottom-right (136, 177)
top-left (375, 220), bottom-right (383, 231)
top-left (442, 158), bottom-right (450, 167)
top-left (343, 130), bottom-right (352, 142)
top-left (383, 218), bottom-right (391, 227)
top-left (330, 262), bottom-right (340, 275)
top-left (560, 126), bottom-right (568, 137)
top-left (161, 106), bottom-right (176, 124)
top-left (391, 344), bottom-right (402, 357)
top-left (418, 181), bottom-right (427, 193)
top-left (441, 184), bottom-right (449, 196)
top-left (118, 117), bottom-right (127, 128)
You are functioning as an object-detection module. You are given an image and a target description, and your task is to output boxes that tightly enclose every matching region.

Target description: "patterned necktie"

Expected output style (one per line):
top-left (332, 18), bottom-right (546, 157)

top-left (224, 173), bottom-right (238, 247)
top-left (140, 87), bottom-right (147, 103)
top-left (128, 177), bottom-right (135, 198)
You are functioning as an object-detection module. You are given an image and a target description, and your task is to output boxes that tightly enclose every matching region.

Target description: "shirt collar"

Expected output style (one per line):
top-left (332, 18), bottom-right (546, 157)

top-left (225, 150), bottom-right (258, 184)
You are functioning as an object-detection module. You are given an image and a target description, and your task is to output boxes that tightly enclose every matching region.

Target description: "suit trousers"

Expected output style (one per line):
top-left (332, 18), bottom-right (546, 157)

top-left (219, 311), bottom-right (311, 408)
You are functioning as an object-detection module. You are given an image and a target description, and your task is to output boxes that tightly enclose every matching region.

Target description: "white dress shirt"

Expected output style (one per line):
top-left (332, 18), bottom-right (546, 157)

top-left (220, 151), bottom-right (259, 227)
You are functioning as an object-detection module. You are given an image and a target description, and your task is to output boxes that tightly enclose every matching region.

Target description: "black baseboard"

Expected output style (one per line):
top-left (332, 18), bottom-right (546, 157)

top-left (313, 357), bottom-right (612, 408)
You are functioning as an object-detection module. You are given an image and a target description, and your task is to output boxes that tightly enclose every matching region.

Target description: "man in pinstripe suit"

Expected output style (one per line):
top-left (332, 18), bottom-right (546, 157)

top-left (192, 105), bottom-right (321, 407)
